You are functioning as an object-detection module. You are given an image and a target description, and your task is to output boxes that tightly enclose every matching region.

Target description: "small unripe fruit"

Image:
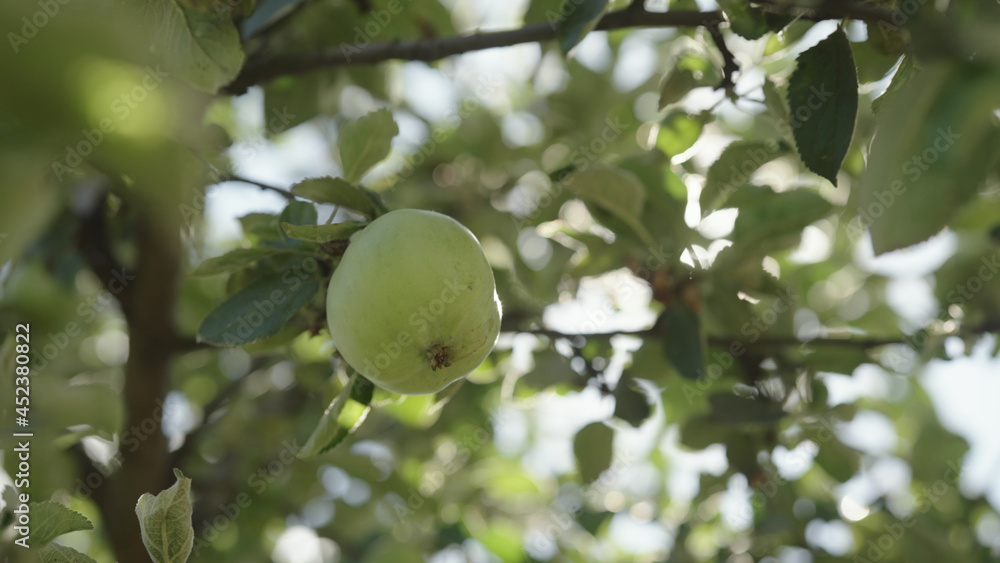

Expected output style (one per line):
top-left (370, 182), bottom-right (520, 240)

top-left (326, 209), bottom-right (501, 394)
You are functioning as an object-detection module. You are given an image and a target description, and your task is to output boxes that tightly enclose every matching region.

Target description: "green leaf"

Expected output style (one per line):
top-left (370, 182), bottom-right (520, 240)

top-left (701, 140), bottom-right (789, 215)
top-left (660, 301), bottom-right (705, 380)
top-left (349, 373), bottom-right (375, 405)
top-left (614, 373), bottom-right (652, 427)
top-left (30, 501), bottom-right (94, 547)
top-left (191, 247), bottom-right (284, 277)
top-left (290, 177), bottom-right (380, 219)
top-left (299, 372), bottom-right (372, 458)
top-left (708, 393), bottom-right (785, 425)
top-left (872, 55), bottom-right (915, 114)
top-left (555, 0), bottom-right (608, 56)
top-left (658, 68), bottom-right (699, 109)
top-left (279, 221), bottom-right (366, 243)
top-left (563, 165), bottom-right (655, 246)
top-left (813, 439), bottom-right (860, 482)
top-left (279, 200), bottom-right (317, 228)
top-left (861, 63), bottom-right (1000, 254)
top-left (679, 415), bottom-right (730, 450)
top-left (656, 111), bottom-right (705, 158)
top-left (726, 186), bottom-right (832, 257)
top-left (197, 272), bottom-right (320, 346)
top-left (787, 27), bottom-right (858, 185)
top-left (763, 78), bottom-right (789, 126)
top-left (658, 52), bottom-right (719, 109)
top-left (127, 0), bottom-right (245, 92)
top-left (717, 0), bottom-right (770, 39)
top-left (340, 109), bottom-right (399, 183)
top-left (135, 469), bottom-right (194, 563)
top-left (41, 543), bottom-right (99, 563)
top-left (573, 422), bottom-right (614, 484)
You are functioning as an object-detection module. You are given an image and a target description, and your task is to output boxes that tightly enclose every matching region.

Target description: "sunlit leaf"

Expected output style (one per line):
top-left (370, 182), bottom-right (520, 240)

top-left (340, 109), bottom-right (398, 184)
top-left (135, 469), bottom-right (194, 563)
top-left (29, 501), bottom-right (94, 547)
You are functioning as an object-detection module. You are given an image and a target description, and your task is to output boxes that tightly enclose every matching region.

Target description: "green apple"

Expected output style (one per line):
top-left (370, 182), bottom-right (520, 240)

top-left (326, 209), bottom-right (501, 394)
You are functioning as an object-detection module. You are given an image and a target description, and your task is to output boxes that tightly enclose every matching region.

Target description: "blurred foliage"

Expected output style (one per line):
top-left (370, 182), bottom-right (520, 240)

top-left (2, 0), bottom-right (1000, 561)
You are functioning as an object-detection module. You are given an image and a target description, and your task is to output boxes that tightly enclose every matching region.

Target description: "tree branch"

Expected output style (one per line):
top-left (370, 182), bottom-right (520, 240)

top-left (224, 2), bottom-right (897, 95)
top-left (212, 172), bottom-right (296, 201)
top-left (708, 24), bottom-right (738, 90)
top-left (751, 0), bottom-right (896, 23)
top-left (224, 9), bottom-right (725, 94)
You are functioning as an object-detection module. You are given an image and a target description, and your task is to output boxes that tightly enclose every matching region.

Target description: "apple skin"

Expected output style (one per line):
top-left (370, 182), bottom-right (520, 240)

top-left (326, 209), bottom-right (501, 395)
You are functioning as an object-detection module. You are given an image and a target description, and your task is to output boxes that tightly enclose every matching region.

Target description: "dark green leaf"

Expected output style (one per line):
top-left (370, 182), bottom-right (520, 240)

top-left (135, 469), bottom-right (194, 563)
top-left (279, 200), bottom-right (317, 228)
top-left (701, 140), bottom-right (789, 215)
top-left (349, 373), bottom-right (375, 405)
top-left (679, 415), bottom-right (730, 450)
top-left (573, 422), bottom-right (614, 484)
top-left (708, 393), bottom-right (785, 425)
top-left (30, 501), bottom-right (94, 547)
top-left (279, 221), bottom-right (366, 243)
top-left (813, 439), bottom-right (860, 482)
top-left (555, 0), bottom-right (608, 56)
top-left (340, 109), bottom-right (398, 183)
top-left (197, 272), bottom-right (320, 346)
top-left (614, 373), bottom-right (652, 427)
top-left (290, 177), bottom-right (379, 219)
top-left (660, 301), bottom-right (705, 380)
top-left (788, 28), bottom-right (858, 185)
top-left (191, 247), bottom-right (285, 277)
top-left (861, 63), bottom-right (1000, 254)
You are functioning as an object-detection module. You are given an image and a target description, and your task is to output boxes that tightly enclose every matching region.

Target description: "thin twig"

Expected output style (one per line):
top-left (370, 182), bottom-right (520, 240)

top-left (213, 172), bottom-right (296, 201)
top-left (708, 24), bottom-right (739, 90)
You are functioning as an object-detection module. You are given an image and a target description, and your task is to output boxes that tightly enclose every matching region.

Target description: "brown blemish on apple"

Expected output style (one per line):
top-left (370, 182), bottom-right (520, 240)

top-left (428, 343), bottom-right (452, 371)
